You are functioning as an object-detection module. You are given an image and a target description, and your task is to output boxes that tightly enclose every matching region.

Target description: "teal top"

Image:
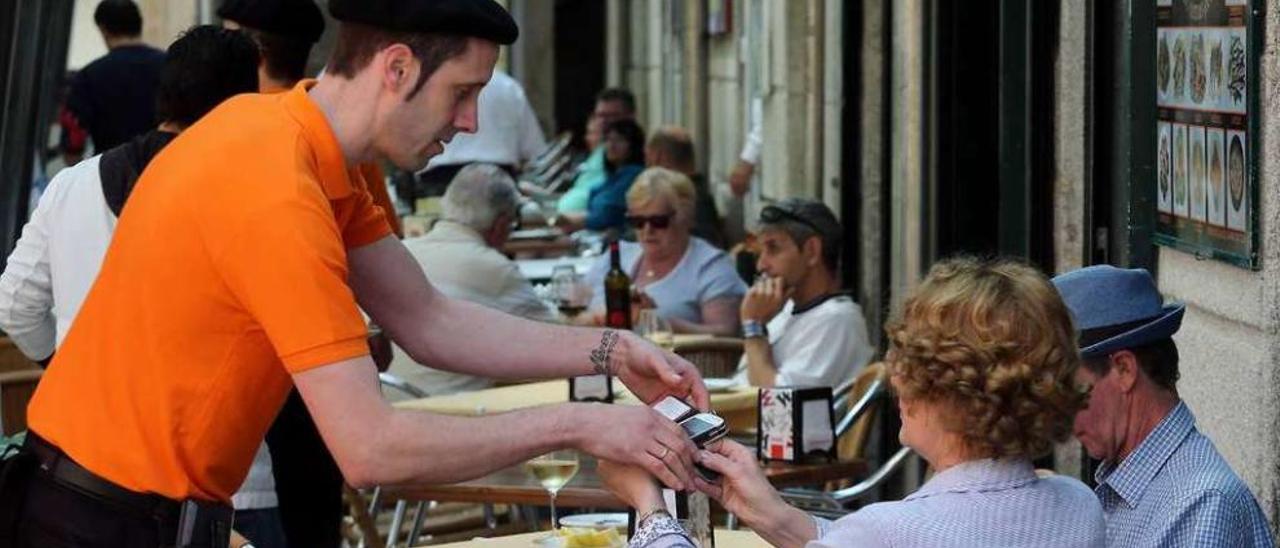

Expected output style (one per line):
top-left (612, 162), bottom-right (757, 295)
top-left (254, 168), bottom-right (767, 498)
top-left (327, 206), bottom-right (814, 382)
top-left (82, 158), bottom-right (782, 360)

top-left (557, 146), bottom-right (607, 213)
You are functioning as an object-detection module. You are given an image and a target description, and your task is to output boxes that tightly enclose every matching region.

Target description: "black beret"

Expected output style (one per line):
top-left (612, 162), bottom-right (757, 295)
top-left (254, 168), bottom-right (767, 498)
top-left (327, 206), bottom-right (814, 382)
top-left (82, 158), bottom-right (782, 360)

top-left (218, 0), bottom-right (325, 43)
top-left (328, 0), bottom-right (518, 45)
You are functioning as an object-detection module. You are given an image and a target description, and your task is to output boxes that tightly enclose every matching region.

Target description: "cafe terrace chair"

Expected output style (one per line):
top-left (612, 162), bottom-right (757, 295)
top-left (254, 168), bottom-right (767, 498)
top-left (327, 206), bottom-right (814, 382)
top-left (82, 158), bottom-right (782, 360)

top-left (378, 372), bottom-right (429, 400)
top-left (671, 337), bottom-right (744, 379)
top-left (0, 368), bottom-right (42, 436)
top-left (778, 362), bottom-right (916, 519)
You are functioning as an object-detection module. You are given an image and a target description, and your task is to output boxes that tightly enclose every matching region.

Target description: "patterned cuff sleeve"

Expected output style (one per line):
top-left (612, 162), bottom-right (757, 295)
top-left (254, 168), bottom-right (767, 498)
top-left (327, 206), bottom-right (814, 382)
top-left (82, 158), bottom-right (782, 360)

top-left (629, 513), bottom-right (695, 548)
top-left (813, 515), bottom-right (833, 539)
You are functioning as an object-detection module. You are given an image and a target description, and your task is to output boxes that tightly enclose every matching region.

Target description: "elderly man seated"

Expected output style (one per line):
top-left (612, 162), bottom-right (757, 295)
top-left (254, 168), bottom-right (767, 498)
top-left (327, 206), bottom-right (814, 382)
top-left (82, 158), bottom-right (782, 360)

top-left (388, 164), bottom-right (559, 396)
top-left (732, 199), bottom-right (874, 388)
top-left (1053, 266), bottom-right (1274, 548)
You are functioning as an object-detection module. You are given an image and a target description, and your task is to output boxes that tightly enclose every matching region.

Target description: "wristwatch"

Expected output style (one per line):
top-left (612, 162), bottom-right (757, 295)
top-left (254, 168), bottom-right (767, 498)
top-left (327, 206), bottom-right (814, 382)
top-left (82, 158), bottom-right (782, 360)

top-left (742, 319), bottom-right (768, 339)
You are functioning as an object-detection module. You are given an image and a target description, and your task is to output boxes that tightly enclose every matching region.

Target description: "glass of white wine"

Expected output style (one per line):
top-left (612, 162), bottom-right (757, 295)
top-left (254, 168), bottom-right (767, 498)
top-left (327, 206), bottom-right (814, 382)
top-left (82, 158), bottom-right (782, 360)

top-left (523, 449), bottom-right (580, 537)
top-left (637, 309), bottom-right (674, 350)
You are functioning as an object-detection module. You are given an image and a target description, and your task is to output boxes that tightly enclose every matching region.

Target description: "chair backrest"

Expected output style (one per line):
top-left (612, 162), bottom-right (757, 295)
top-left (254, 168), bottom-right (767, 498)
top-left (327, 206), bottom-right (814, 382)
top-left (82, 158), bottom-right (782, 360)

top-left (379, 372), bottom-right (430, 401)
top-left (0, 337), bottom-right (38, 374)
top-left (834, 362), bottom-right (886, 461)
top-left (0, 369), bottom-right (43, 436)
top-left (671, 337), bottom-right (743, 379)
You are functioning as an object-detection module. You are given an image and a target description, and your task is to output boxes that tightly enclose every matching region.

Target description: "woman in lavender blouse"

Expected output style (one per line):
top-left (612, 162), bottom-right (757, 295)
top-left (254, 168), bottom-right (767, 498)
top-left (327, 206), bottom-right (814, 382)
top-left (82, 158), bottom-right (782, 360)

top-left (602, 257), bottom-right (1107, 547)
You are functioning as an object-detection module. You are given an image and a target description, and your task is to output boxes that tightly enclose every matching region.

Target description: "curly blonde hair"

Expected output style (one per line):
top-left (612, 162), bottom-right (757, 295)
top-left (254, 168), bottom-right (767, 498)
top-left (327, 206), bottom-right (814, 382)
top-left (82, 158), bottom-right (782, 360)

top-left (886, 257), bottom-right (1087, 460)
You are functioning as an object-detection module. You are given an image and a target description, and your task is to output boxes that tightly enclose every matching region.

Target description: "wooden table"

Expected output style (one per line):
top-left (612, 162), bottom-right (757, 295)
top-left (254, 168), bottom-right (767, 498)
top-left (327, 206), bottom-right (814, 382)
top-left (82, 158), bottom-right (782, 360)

top-left (504, 237), bottom-right (578, 259)
top-left (381, 455), bottom-right (867, 509)
top-left (426, 528), bottom-right (771, 547)
top-left (515, 256), bottom-right (599, 283)
top-left (394, 379), bottom-right (758, 418)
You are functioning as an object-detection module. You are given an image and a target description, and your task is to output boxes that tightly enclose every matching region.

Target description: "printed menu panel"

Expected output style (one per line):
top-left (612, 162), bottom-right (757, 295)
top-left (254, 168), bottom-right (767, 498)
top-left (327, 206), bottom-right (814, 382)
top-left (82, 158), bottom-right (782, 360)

top-left (1154, 0), bottom-right (1257, 269)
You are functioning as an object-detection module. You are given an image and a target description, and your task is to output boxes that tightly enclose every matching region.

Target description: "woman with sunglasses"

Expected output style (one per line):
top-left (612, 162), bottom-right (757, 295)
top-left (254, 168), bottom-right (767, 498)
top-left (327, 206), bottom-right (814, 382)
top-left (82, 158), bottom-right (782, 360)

top-left (557, 118), bottom-right (647, 234)
top-left (582, 167), bottom-right (746, 336)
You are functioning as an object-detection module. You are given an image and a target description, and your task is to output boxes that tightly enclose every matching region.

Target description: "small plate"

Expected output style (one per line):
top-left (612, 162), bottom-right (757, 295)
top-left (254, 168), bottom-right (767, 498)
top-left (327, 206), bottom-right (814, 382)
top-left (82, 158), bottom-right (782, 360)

top-left (558, 512), bottom-right (628, 530)
top-left (703, 378), bottom-right (740, 393)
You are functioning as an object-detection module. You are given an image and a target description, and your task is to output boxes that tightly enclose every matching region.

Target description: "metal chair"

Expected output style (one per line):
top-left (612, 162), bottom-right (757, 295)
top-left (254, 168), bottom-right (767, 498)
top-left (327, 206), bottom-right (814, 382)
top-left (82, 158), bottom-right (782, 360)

top-left (671, 337), bottom-right (743, 378)
top-left (378, 372), bottom-right (429, 400)
top-left (777, 362), bottom-right (914, 518)
top-left (780, 446), bottom-right (915, 519)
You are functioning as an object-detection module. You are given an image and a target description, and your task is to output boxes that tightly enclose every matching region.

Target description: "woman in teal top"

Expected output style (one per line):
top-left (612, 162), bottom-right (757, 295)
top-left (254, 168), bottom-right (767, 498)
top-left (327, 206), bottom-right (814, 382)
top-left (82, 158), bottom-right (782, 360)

top-left (561, 119), bottom-right (645, 234)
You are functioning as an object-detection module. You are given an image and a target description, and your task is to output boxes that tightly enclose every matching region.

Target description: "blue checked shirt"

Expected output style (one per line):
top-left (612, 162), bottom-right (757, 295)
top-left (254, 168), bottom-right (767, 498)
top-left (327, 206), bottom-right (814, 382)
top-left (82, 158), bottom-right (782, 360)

top-left (1094, 402), bottom-right (1275, 548)
top-left (631, 459), bottom-right (1105, 547)
top-left (811, 459), bottom-right (1105, 547)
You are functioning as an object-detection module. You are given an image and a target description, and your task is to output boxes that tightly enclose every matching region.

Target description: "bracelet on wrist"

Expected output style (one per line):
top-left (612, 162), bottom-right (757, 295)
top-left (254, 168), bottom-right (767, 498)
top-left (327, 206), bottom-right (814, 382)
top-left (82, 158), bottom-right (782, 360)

top-left (742, 319), bottom-right (768, 339)
top-left (638, 506), bottom-right (671, 526)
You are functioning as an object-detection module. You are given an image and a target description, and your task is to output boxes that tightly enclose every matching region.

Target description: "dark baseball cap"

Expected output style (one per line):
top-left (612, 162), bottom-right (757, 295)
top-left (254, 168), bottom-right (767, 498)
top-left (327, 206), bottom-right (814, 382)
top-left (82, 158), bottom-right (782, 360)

top-left (758, 198), bottom-right (843, 250)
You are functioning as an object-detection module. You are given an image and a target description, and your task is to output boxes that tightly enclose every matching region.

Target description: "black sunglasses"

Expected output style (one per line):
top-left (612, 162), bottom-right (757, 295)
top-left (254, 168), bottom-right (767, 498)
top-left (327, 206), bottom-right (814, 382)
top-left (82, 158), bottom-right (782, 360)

top-left (626, 214), bottom-right (672, 230)
top-left (760, 205), bottom-right (823, 234)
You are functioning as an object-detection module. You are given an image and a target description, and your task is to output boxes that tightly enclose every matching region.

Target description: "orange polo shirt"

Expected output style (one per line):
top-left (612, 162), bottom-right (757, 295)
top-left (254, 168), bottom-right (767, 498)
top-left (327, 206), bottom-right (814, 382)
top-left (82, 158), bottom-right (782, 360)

top-left (27, 81), bottom-right (392, 502)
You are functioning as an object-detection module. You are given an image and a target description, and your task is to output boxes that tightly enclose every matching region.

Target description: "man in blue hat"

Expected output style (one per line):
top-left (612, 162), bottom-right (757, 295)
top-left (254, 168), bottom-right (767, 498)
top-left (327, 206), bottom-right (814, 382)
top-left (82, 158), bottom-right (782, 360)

top-left (1053, 265), bottom-right (1273, 548)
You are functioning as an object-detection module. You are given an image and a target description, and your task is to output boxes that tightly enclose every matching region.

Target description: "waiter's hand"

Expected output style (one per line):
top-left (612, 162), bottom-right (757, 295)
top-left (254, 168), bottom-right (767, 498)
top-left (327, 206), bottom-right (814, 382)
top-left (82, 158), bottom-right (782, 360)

top-left (609, 330), bottom-right (709, 409)
top-left (574, 403), bottom-right (698, 491)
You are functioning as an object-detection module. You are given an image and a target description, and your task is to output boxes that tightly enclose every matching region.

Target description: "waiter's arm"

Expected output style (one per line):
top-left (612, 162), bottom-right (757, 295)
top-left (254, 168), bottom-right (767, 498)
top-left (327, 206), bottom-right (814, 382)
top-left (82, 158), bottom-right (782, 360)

top-left (348, 235), bottom-right (708, 407)
top-left (292, 354), bottom-right (699, 490)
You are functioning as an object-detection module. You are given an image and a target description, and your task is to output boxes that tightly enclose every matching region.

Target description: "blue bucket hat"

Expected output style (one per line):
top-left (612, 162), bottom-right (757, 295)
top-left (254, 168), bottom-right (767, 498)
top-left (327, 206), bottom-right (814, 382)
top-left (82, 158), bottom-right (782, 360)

top-left (1051, 265), bottom-right (1185, 359)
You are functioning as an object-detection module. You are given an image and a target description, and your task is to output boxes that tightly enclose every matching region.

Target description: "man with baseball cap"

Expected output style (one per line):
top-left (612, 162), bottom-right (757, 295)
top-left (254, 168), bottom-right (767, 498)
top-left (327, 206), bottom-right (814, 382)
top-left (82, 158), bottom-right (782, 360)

top-left (733, 198), bottom-right (874, 389)
top-left (2, 2), bottom-right (707, 546)
top-left (1053, 265), bottom-right (1273, 547)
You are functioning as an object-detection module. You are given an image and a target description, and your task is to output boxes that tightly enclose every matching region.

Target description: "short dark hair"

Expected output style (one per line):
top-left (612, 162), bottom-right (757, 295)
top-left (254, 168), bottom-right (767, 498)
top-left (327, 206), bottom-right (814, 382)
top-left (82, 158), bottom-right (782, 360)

top-left (244, 28), bottom-right (313, 84)
top-left (647, 127), bottom-right (695, 171)
top-left (94, 0), bottom-right (143, 37)
top-left (597, 87), bottom-right (636, 114)
top-left (603, 119), bottom-right (646, 167)
top-left (155, 26), bottom-right (260, 127)
top-left (759, 198), bottom-right (843, 272)
top-left (326, 23), bottom-right (469, 101)
top-left (1081, 337), bottom-right (1180, 392)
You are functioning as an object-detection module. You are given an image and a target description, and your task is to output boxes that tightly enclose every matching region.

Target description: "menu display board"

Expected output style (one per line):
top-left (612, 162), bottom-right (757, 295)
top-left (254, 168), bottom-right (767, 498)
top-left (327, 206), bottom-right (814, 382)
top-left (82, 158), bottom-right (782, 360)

top-left (1154, 0), bottom-right (1259, 269)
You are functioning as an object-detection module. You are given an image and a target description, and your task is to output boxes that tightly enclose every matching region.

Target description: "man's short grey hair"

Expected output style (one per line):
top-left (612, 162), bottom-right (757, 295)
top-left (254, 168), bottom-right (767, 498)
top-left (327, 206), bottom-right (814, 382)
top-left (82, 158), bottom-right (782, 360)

top-left (441, 164), bottom-right (521, 232)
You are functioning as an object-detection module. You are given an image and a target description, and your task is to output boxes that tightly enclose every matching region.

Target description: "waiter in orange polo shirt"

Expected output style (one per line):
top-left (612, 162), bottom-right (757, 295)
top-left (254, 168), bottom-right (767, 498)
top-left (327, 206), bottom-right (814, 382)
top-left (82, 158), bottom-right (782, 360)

top-left (2, 1), bottom-right (707, 547)
top-left (219, 1), bottom-right (400, 546)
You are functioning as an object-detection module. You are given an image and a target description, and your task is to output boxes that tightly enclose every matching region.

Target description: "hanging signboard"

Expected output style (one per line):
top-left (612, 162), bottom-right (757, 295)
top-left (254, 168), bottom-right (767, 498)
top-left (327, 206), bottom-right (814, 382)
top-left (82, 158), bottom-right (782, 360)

top-left (1153, 0), bottom-right (1261, 269)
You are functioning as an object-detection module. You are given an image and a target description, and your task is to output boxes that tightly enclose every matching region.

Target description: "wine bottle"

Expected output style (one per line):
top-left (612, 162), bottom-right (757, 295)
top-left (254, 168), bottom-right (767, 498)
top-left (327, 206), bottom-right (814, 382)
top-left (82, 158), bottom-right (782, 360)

top-left (604, 240), bottom-right (632, 329)
top-left (571, 240), bottom-right (627, 403)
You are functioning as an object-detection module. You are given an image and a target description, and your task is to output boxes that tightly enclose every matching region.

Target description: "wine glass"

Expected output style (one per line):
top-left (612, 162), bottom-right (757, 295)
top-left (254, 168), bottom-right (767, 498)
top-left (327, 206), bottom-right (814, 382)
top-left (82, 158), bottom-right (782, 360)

top-left (637, 309), bottom-right (674, 349)
top-left (522, 450), bottom-right (580, 539)
top-left (551, 266), bottom-right (589, 318)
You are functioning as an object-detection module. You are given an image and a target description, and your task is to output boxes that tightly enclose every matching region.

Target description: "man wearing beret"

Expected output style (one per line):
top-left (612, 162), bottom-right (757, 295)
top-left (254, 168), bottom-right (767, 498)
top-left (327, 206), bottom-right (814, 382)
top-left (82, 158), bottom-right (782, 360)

top-left (1053, 266), bottom-right (1273, 548)
top-left (217, 2), bottom-right (400, 546)
top-left (4, 2), bottom-right (708, 547)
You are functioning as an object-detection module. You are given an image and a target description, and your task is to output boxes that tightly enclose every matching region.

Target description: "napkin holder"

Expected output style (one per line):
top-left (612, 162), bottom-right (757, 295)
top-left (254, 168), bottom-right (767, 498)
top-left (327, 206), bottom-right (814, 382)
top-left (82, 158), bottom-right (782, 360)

top-left (757, 386), bottom-right (836, 463)
top-left (569, 374), bottom-right (614, 403)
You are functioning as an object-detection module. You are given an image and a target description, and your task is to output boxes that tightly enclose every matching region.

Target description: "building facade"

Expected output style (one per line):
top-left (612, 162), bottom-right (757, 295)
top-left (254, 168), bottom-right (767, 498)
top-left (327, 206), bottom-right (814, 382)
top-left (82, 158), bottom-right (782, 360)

top-left (602, 0), bottom-right (1280, 532)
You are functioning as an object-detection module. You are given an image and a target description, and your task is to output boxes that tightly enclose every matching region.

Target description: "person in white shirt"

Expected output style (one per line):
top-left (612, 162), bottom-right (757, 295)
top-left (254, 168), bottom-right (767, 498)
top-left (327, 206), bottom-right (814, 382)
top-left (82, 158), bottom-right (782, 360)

top-left (734, 198), bottom-right (874, 388)
top-left (0, 26), bottom-right (259, 363)
top-left (0, 24), bottom-right (269, 547)
top-left (388, 163), bottom-right (559, 395)
top-left (412, 69), bottom-right (547, 197)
